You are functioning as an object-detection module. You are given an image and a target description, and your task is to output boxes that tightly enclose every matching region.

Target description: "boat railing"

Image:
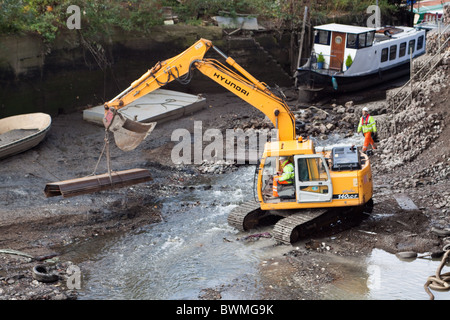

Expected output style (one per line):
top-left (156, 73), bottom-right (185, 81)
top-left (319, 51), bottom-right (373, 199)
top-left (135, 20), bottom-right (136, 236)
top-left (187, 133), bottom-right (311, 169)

top-left (389, 24), bottom-right (450, 129)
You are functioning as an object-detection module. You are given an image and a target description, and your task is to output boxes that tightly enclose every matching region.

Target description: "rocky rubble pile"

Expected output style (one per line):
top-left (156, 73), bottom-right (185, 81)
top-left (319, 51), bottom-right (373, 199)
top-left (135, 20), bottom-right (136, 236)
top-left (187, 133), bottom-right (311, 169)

top-left (425, 5), bottom-right (450, 55)
top-left (294, 102), bottom-right (360, 139)
top-left (231, 102), bottom-right (362, 141)
top-left (376, 108), bottom-right (443, 170)
top-left (388, 158), bottom-right (450, 192)
top-left (375, 51), bottom-right (449, 171)
top-left (412, 160), bottom-right (450, 187)
top-left (197, 159), bottom-right (238, 174)
top-left (426, 30), bottom-right (450, 55)
top-left (444, 4), bottom-right (450, 24)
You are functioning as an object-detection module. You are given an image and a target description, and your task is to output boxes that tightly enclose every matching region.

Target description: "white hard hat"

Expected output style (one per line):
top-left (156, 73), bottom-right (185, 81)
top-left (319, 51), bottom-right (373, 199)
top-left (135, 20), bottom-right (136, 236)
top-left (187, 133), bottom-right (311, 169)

top-left (280, 156), bottom-right (288, 162)
top-left (362, 107), bottom-right (369, 112)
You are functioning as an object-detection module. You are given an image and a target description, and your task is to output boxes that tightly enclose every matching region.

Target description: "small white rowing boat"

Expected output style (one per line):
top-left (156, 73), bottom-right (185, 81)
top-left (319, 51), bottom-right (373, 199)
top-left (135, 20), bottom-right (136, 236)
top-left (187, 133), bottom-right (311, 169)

top-left (0, 112), bottom-right (51, 159)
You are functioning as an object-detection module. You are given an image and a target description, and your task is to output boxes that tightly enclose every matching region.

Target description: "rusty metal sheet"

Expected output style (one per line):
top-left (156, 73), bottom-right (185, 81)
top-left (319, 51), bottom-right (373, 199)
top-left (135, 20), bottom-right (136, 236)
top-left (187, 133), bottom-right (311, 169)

top-left (44, 168), bottom-right (152, 198)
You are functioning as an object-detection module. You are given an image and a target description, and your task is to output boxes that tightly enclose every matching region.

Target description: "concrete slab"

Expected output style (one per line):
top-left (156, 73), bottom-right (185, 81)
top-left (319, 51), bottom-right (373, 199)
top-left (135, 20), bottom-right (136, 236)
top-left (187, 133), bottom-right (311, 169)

top-left (394, 194), bottom-right (420, 211)
top-left (83, 89), bottom-right (206, 125)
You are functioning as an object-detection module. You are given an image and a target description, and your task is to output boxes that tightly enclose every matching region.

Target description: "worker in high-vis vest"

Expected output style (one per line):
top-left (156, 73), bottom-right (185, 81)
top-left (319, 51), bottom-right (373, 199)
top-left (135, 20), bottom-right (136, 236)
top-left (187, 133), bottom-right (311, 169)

top-left (273, 156), bottom-right (295, 197)
top-left (357, 107), bottom-right (377, 153)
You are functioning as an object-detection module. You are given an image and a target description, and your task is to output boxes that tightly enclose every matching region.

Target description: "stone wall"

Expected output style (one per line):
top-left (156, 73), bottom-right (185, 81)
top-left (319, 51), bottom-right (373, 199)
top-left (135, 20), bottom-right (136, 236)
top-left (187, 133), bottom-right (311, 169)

top-left (0, 35), bottom-right (45, 78)
top-left (0, 25), bottom-right (225, 79)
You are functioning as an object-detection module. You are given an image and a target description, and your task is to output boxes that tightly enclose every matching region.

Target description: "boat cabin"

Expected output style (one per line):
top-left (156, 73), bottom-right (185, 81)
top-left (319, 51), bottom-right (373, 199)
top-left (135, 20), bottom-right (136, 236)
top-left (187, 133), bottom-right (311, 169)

top-left (313, 23), bottom-right (376, 72)
top-left (311, 23), bottom-right (426, 74)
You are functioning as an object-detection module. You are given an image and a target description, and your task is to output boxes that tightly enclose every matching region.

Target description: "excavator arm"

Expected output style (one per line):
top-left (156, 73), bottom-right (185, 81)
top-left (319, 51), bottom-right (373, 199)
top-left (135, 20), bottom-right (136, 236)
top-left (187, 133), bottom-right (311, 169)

top-left (104, 38), bottom-right (296, 145)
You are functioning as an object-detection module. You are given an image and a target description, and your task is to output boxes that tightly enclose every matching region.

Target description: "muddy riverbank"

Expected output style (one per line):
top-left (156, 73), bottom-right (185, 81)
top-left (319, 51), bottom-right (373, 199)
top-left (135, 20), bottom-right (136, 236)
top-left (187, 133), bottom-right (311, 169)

top-left (1, 48), bottom-right (449, 300)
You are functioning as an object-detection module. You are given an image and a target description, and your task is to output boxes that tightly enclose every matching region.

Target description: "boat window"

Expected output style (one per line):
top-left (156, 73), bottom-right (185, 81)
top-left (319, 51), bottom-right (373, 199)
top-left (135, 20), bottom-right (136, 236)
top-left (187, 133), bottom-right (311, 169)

top-left (381, 48), bottom-right (388, 62)
top-left (417, 35), bottom-right (424, 50)
top-left (389, 45), bottom-right (397, 60)
top-left (366, 31), bottom-right (374, 47)
top-left (315, 30), bottom-right (331, 45)
top-left (346, 33), bottom-right (358, 49)
top-left (408, 39), bottom-right (415, 54)
top-left (358, 33), bottom-right (367, 48)
top-left (399, 42), bottom-right (407, 57)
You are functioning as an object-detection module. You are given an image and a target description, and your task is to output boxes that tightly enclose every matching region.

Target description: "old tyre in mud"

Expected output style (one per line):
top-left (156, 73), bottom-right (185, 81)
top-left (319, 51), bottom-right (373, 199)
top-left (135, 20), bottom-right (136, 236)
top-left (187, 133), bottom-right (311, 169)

top-left (431, 227), bottom-right (450, 237)
top-left (32, 265), bottom-right (59, 283)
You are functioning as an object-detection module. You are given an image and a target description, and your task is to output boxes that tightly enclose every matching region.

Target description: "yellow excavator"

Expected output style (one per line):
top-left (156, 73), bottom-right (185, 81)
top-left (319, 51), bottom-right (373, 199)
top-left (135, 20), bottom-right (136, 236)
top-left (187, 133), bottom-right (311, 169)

top-left (45, 38), bottom-right (373, 244)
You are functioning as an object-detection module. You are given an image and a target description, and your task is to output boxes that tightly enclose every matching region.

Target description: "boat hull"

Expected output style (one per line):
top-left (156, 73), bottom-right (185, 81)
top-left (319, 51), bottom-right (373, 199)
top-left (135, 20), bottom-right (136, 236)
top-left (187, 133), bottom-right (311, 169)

top-left (296, 60), bottom-right (411, 94)
top-left (0, 113), bottom-right (52, 160)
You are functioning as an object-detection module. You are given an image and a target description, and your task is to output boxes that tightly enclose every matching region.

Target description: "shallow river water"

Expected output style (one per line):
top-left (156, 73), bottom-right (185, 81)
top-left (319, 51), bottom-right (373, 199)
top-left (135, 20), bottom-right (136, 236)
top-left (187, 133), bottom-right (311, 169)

top-left (66, 135), bottom-right (449, 300)
top-left (76, 166), bottom-right (263, 299)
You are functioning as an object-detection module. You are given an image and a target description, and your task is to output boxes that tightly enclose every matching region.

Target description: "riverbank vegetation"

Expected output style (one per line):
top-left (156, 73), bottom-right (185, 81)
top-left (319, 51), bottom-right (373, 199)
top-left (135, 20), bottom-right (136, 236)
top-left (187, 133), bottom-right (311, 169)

top-left (0, 0), bottom-right (412, 43)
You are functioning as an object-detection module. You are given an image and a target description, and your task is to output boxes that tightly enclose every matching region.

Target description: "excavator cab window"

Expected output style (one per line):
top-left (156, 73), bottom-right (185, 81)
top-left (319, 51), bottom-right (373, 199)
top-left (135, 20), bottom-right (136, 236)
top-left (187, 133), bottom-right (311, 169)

top-left (261, 157), bottom-right (277, 192)
top-left (294, 154), bottom-right (333, 203)
top-left (297, 157), bottom-right (329, 183)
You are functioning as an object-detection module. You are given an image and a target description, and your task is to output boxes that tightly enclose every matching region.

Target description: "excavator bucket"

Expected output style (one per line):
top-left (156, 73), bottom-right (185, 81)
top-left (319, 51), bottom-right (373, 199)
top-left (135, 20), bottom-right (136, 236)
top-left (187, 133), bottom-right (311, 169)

top-left (103, 108), bottom-right (156, 152)
top-left (44, 168), bottom-right (152, 198)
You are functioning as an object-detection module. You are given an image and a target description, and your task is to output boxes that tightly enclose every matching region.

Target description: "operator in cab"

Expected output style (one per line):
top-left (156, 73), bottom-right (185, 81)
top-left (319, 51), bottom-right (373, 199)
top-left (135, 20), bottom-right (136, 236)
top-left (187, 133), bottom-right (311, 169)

top-left (273, 156), bottom-right (295, 197)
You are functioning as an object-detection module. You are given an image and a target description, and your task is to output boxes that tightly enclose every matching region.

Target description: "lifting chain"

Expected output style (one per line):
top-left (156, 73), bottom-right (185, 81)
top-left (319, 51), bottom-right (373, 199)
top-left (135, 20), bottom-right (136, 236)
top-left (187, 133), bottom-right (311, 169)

top-left (91, 129), bottom-right (113, 183)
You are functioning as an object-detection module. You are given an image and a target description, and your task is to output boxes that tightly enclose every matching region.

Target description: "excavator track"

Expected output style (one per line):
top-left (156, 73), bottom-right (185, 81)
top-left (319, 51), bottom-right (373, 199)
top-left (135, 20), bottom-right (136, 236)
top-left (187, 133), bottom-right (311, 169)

top-left (227, 201), bottom-right (264, 232)
top-left (228, 202), bottom-right (368, 245)
top-left (273, 209), bottom-right (328, 245)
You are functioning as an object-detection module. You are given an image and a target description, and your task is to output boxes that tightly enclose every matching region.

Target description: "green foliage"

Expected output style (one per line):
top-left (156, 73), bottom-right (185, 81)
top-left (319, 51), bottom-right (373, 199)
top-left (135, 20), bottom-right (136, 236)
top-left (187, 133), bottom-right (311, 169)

top-left (0, 0), bottom-right (164, 42)
top-left (173, 0), bottom-right (251, 19)
top-left (345, 54), bottom-right (353, 68)
top-left (322, 0), bottom-right (399, 25)
top-left (317, 52), bottom-right (325, 63)
top-left (0, 0), bottom-right (404, 43)
top-left (0, 1), bottom-right (68, 42)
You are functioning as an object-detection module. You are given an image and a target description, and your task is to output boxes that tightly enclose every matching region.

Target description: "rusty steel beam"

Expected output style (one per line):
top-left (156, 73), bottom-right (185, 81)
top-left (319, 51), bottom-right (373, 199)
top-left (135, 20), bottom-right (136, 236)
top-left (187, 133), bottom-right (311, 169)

top-left (44, 168), bottom-right (152, 198)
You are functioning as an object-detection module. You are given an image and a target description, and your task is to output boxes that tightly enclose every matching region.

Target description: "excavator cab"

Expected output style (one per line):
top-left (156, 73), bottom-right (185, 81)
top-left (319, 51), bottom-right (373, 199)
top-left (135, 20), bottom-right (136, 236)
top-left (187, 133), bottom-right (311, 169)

top-left (231, 138), bottom-right (373, 244)
top-left (260, 152), bottom-right (332, 204)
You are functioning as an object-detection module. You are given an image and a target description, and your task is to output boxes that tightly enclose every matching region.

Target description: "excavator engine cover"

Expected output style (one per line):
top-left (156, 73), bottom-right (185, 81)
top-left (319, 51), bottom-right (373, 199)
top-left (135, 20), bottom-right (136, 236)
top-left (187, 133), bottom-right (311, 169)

top-left (103, 109), bottom-right (156, 152)
top-left (331, 146), bottom-right (361, 171)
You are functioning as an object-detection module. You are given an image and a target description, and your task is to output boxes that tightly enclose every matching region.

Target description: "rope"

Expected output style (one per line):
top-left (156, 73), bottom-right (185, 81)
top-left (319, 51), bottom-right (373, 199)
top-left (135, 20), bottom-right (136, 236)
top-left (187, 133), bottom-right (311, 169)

top-left (424, 249), bottom-right (450, 300)
top-left (0, 249), bottom-right (33, 259)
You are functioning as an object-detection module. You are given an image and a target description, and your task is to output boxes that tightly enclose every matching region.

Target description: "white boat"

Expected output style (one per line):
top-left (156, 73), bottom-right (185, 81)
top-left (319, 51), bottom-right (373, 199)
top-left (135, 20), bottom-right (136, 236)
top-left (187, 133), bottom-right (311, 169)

top-left (0, 113), bottom-right (51, 159)
top-left (296, 23), bottom-right (427, 94)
